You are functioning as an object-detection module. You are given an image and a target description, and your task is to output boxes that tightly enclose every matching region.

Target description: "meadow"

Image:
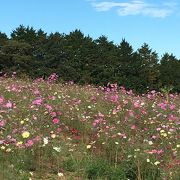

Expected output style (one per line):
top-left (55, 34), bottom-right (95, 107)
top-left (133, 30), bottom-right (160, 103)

top-left (0, 73), bottom-right (179, 180)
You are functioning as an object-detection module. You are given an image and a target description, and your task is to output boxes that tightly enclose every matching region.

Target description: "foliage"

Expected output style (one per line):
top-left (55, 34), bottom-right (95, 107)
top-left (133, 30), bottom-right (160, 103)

top-left (0, 25), bottom-right (179, 93)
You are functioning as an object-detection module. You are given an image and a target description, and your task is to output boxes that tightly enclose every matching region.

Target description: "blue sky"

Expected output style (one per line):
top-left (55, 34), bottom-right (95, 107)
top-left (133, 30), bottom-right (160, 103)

top-left (0, 0), bottom-right (180, 58)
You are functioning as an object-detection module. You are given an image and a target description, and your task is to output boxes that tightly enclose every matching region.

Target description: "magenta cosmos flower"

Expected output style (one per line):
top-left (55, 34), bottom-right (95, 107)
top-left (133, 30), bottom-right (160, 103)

top-left (52, 118), bottom-right (60, 124)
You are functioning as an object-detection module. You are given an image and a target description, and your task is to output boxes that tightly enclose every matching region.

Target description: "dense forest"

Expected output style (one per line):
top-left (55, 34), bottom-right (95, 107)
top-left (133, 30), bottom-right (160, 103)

top-left (0, 25), bottom-right (179, 93)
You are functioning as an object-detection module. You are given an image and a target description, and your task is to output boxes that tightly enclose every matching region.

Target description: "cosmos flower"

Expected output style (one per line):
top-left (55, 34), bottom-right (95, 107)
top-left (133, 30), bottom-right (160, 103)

top-left (154, 161), bottom-right (160, 165)
top-left (43, 137), bottom-right (48, 146)
top-left (87, 145), bottom-right (91, 149)
top-left (6, 101), bottom-right (13, 108)
top-left (0, 120), bottom-right (6, 127)
top-left (26, 140), bottom-right (34, 147)
top-left (22, 131), bottom-right (30, 138)
top-left (53, 146), bottom-right (61, 152)
top-left (32, 98), bottom-right (43, 105)
top-left (52, 118), bottom-right (60, 124)
top-left (131, 125), bottom-right (136, 130)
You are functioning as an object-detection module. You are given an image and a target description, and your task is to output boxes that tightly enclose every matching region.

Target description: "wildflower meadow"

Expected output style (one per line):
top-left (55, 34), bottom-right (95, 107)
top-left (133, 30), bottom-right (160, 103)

top-left (0, 73), bottom-right (179, 179)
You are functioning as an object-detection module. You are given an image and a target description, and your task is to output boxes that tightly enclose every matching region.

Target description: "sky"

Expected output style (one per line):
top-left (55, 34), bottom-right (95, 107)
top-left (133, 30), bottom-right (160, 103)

top-left (0, 0), bottom-right (180, 58)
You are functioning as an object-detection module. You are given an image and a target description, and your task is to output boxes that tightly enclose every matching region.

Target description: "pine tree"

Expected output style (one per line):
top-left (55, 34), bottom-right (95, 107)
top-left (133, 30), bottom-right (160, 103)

top-left (159, 53), bottom-right (180, 92)
top-left (137, 43), bottom-right (160, 92)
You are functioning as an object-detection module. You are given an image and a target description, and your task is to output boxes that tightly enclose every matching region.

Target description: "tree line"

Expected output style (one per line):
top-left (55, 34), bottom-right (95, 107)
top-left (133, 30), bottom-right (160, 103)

top-left (0, 25), bottom-right (179, 93)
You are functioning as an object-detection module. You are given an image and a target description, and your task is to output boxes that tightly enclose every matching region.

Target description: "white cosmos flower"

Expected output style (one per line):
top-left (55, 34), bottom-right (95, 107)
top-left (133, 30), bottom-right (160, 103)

top-left (58, 172), bottom-right (64, 177)
top-left (53, 146), bottom-right (61, 152)
top-left (43, 137), bottom-right (48, 146)
top-left (148, 141), bottom-right (153, 145)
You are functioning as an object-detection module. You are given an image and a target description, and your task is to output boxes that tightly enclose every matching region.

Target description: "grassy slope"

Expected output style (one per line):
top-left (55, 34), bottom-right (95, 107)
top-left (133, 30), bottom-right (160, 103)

top-left (0, 77), bottom-right (179, 179)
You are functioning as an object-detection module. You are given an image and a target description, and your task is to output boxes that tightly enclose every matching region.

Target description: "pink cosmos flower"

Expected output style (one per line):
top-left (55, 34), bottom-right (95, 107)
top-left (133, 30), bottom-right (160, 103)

top-left (52, 118), bottom-right (60, 124)
top-left (45, 104), bottom-right (53, 112)
top-left (92, 119), bottom-right (103, 127)
top-left (156, 128), bottom-right (161, 131)
top-left (12, 129), bottom-right (18, 134)
top-left (56, 128), bottom-right (62, 133)
top-left (50, 112), bottom-right (57, 117)
top-left (11, 85), bottom-right (17, 92)
top-left (147, 94), bottom-right (153, 99)
top-left (123, 100), bottom-right (128, 105)
top-left (0, 120), bottom-right (6, 127)
top-left (141, 110), bottom-right (147, 115)
top-left (127, 90), bottom-right (133, 95)
top-left (152, 135), bottom-right (157, 139)
top-left (57, 111), bottom-right (62, 115)
top-left (157, 149), bottom-right (164, 154)
top-left (49, 96), bottom-right (56, 100)
top-left (112, 108), bottom-right (118, 114)
top-left (33, 89), bottom-right (40, 95)
top-left (134, 101), bottom-right (140, 108)
top-left (151, 149), bottom-right (157, 154)
top-left (168, 115), bottom-right (178, 121)
top-left (169, 104), bottom-right (175, 110)
top-left (74, 99), bottom-right (81, 105)
top-left (0, 96), bottom-right (4, 104)
top-left (48, 73), bottom-right (58, 82)
top-left (110, 94), bottom-right (118, 102)
top-left (128, 110), bottom-right (134, 117)
top-left (98, 112), bottom-right (104, 118)
top-left (90, 96), bottom-right (96, 102)
top-left (33, 136), bottom-right (41, 142)
top-left (158, 103), bottom-right (166, 110)
top-left (26, 140), bottom-right (34, 147)
top-left (169, 94), bottom-right (174, 98)
top-left (6, 101), bottom-right (13, 108)
top-left (131, 125), bottom-right (136, 130)
top-left (32, 98), bottom-right (43, 105)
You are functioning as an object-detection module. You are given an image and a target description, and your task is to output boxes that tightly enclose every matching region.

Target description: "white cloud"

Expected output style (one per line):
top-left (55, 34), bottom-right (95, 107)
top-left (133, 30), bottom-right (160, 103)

top-left (89, 0), bottom-right (178, 18)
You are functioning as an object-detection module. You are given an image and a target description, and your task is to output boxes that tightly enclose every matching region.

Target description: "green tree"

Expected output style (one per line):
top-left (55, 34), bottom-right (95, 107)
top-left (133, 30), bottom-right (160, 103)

top-left (0, 40), bottom-right (33, 74)
top-left (0, 25), bottom-right (179, 93)
top-left (11, 25), bottom-right (37, 44)
top-left (159, 53), bottom-right (180, 92)
top-left (65, 30), bottom-right (98, 83)
top-left (41, 32), bottom-right (69, 78)
top-left (0, 32), bottom-right (8, 71)
top-left (137, 43), bottom-right (160, 92)
top-left (91, 35), bottom-right (118, 85)
top-left (0, 32), bottom-right (8, 45)
top-left (115, 39), bottom-right (136, 89)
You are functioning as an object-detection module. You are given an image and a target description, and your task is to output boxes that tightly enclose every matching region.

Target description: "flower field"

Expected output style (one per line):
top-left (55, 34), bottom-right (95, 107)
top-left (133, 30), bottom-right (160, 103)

top-left (0, 74), bottom-right (179, 179)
